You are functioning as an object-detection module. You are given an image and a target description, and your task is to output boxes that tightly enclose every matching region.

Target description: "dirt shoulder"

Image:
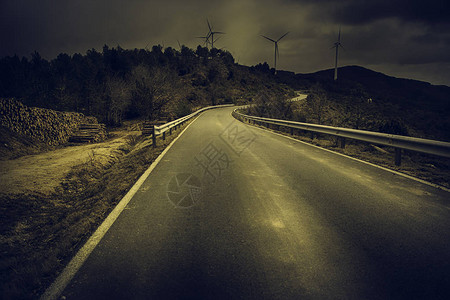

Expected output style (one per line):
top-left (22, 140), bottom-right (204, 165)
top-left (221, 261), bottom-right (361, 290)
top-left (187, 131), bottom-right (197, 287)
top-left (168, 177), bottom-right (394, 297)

top-left (0, 130), bottom-right (139, 195)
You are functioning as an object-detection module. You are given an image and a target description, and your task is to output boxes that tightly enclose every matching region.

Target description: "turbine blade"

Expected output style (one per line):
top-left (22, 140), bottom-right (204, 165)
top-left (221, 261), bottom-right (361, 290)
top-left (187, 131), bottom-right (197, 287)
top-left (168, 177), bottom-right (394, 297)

top-left (261, 35), bottom-right (276, 42)
top-left (207, 19), bottom-right (212, 31)
top-left (214, 31), bottom-right (225, 34)
top-left (277, 32), bottom-right (289, 42)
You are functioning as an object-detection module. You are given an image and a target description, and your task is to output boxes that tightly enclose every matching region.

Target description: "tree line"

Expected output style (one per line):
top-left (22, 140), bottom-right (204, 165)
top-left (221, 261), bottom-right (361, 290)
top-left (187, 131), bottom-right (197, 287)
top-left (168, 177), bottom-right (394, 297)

top-left (0, 45), bottom-right (286, 126)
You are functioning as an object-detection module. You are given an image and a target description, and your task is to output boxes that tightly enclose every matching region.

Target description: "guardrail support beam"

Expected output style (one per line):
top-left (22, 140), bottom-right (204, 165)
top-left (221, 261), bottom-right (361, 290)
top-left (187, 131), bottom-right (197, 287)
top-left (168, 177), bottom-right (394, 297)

top-left (395, 148), bottom-right (402, 166)
top-left (152, 125), bottom-right (157, 148)
top-left (339, 137), bottom-right (346, 148)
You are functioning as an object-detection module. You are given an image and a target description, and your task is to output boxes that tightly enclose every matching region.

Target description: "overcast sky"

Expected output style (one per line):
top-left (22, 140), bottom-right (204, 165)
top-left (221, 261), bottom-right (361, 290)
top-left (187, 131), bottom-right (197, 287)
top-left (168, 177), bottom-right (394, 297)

top-left (1, 0), bottom-right (450, 86)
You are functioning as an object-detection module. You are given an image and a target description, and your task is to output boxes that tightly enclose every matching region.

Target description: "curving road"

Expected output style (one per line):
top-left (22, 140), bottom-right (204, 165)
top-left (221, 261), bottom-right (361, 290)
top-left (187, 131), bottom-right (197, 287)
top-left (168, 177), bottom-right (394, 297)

top-left (60, 107), bottom-right (450, 299)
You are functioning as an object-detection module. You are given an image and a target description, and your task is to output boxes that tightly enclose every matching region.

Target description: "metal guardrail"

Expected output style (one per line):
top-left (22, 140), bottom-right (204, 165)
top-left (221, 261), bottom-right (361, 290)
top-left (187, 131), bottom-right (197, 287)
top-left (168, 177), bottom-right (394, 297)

top-left (232, 108), bottom-right (450, 166)
top-left (151, 104), bottom-right (234, 146)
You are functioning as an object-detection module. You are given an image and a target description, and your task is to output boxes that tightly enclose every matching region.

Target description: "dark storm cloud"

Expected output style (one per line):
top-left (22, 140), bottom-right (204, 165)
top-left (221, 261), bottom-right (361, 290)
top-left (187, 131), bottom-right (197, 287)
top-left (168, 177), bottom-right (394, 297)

top-left (1, 0), bottom-right (450, 85)
top-left (285, 0), bottom-right (450, 25)
top-left (331, 0), bottom-right (450, 25)
top-left (0, 0), bottom-right (222, 57)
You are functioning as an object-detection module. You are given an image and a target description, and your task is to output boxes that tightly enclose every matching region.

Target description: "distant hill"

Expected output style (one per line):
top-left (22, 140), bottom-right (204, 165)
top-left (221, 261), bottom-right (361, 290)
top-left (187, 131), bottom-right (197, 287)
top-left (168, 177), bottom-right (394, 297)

top-left (280, 66), bottom-right (449, 106)
top-left (301, 66), bottom-right (449, 109)
top-left (276, 66), bottom-right (450, 141)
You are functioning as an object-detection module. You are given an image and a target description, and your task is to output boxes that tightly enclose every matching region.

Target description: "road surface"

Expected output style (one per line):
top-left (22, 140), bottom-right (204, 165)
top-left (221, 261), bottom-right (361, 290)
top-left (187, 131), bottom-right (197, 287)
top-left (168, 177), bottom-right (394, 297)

top-left (59, 107), bottom-right (450, 299)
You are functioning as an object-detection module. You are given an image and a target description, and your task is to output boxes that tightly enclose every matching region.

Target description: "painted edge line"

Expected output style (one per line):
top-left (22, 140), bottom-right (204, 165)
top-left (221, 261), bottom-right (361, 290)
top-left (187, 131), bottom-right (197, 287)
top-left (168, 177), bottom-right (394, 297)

top-left (40, 115), bottom-right (201, 300)
top-left (243, 119), bottom-right (450, 193)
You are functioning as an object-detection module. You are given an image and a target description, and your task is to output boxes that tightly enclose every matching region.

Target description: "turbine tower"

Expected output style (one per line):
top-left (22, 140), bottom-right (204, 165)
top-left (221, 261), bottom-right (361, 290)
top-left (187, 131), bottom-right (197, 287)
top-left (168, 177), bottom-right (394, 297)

top-left (332, 27), bottom-right (344, 81)
top-left (261, 32), bottom-right (289, 74)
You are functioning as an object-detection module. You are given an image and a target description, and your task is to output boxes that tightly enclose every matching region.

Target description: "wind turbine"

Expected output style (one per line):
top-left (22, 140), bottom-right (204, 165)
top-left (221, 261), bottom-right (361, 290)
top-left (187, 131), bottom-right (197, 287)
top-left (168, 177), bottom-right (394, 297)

top-left (332, 27), bottom-right (344, 81)
top-left (206, 19), bottom-right (225, 49)
top-left (261, 32), bottom-right (289, 74)
top-left (196, 33), bottom-right (211, 48)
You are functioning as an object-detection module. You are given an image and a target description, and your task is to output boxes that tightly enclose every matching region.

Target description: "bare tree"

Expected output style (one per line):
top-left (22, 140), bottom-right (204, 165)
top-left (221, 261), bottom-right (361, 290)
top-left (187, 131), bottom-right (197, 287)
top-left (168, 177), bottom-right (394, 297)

top-left (105, 76), bottom-right (131, 126)
top-left (130, 65), bottom-right (179, 121)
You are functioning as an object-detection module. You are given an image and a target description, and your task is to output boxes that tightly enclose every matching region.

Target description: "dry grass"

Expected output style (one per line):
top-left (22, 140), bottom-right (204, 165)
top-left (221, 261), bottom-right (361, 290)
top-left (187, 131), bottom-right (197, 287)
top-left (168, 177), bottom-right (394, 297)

top-left (0, 121), bottom-right (190, 299)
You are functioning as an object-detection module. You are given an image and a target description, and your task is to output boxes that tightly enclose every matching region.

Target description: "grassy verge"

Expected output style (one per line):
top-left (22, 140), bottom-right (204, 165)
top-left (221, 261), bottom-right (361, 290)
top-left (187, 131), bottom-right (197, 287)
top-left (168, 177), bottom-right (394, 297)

top-left (0, 121), bottom-right (191, 299)
top-left (246, 121), bottom-right (450, 190)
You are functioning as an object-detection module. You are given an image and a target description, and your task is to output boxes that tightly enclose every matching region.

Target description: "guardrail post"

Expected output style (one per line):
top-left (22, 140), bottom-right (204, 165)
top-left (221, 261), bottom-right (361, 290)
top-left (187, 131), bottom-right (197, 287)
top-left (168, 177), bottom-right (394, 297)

top-left (339, 137), bottom-right (346, 148)
top-left (152, 125), bottom-right (157, 147)
top-left (290, 128), bottom-right (294, 135)
top-left (163, 131), bottom-right (166, 141)
top-left (169, 127), bottom-right (172, 135)
top-left (395, 148), bottom-right (402, 166)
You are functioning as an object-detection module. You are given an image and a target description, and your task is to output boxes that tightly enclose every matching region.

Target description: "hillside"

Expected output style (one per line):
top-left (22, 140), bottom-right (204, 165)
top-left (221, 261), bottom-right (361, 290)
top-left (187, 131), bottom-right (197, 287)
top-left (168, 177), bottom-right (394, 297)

top-left (299, 66), bottom-right (450, 110)
top-left (276, 66), bottom-right (450, 142)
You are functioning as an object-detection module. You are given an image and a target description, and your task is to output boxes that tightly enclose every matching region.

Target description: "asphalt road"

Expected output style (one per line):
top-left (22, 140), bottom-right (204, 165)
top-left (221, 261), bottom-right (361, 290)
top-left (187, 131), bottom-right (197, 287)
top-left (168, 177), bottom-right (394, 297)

top-left (61, 107), bottom-right (450, 299)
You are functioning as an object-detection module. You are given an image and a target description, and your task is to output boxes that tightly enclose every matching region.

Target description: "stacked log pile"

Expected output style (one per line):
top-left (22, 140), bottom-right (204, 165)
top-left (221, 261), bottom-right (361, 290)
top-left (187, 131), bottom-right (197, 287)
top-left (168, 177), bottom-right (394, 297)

top-left (69, 123), bottom-right (107, 143)
top-left (0, 98), bottom-right (104, 146)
